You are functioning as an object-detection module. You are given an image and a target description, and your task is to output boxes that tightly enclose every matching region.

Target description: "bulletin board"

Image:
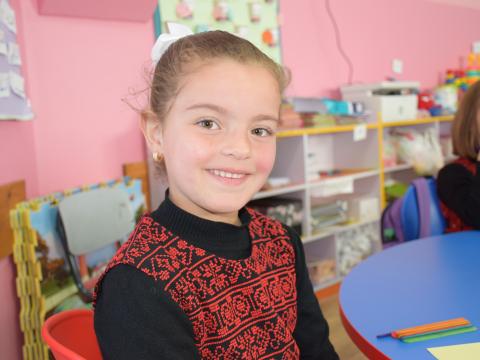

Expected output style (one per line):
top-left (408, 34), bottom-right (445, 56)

top-left (0, 0), bottom-right (33, 120)
top-left (155, 0), bottom-right (282, 64)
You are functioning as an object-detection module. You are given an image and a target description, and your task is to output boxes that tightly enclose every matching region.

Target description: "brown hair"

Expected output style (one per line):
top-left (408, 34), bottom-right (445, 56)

top-left (451, 80), bottom-right (480, 160)
top-left (143, 30), bottom-right (289, 174)
top-left (146, 30), bottom-right (288, 119)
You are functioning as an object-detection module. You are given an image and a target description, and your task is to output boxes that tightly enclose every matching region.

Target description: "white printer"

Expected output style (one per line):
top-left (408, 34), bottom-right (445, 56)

top-left (341, 81), bottom-right (420, 122)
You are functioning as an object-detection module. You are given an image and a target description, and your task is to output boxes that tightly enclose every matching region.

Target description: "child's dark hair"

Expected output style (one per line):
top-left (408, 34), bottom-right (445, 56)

top-left (452, 80), bottom-right (480, 160)
top-left (142, 30), bottom-right (290, 174)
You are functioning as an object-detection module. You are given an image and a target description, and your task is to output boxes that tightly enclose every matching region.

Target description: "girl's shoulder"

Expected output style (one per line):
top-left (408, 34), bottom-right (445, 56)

top-left (453, 156), bottom-right (477, 170)
top-left (439, 157), bottom-right (476, 179)
top-left (105, 213), bottom-right (182, 273)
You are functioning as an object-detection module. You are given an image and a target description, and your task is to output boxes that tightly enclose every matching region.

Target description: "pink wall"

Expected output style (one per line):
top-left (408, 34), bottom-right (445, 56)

top-left (23, 0), bottom-right (151, 195)
top-left (280, 0), bottom-right (480, 98)
top-left (0, 0), bottom-right (38, 197)
top-left (2, 0), bottom-right (480, 358)
top-left (0, 0), bottom-right (154, 358)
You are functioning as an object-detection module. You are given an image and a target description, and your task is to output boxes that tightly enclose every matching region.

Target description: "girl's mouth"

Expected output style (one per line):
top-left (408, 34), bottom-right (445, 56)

top-left (207, 169), bottom-right (250, 185)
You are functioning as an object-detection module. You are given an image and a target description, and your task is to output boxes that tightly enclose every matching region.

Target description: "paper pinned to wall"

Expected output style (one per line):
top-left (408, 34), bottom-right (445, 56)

top-left (7, 41), bottom-right (19, 64)
top-left (0, 29), bottom-right (6, 55)
top-left (9, 70), bottom-right (24, 97)
top-left (0, 0), bottom-right (16, 33)
top-left (0, 71), bottom-right (9, 97)
top-left (0, 0), bottom-right (33, 120)
top-left (353, 124), bottom-right (367, 142)
top-left (427, 342), bottom-right (480, 360)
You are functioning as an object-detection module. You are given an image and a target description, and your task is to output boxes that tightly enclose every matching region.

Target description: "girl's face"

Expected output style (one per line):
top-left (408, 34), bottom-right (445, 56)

top-left (155, 59), bottom-right (281, 224)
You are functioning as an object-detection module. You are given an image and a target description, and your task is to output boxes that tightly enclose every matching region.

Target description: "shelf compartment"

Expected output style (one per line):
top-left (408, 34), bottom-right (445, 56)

top-left (308, 168), bottom-right (379, 187)
top-left (336, 221), bottom-right (381, 277)
top-left (307, 169), bottom-right (380, 200)
top-left (304, 235), bottom-right (337, 288)
top-left (302, 218), bottom-right (380, 244)
top-left (270, 136), bottom-right (306, 183)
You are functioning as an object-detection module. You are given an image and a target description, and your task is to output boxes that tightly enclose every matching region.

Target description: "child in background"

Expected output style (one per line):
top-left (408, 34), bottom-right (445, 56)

top-left (94, 24), bottom-right (338, 359)
top-left (437, 80), bottom-right (480, 232)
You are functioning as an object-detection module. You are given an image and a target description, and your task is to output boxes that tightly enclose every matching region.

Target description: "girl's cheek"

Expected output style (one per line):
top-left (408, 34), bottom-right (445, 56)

top-left (182, 134), bottom-right (214, 159)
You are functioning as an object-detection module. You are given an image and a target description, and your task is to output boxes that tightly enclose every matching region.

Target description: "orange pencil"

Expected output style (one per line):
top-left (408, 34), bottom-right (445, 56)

top-left (377, 318), bottom-right (471, 339)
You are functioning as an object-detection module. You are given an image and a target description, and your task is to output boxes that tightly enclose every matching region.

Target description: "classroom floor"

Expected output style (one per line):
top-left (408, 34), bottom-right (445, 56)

top-left (319, 294), bottom-right (367, 360)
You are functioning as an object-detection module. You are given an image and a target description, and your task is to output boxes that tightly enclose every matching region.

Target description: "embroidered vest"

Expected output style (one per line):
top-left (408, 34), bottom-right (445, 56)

top-left (441, 157), bottom-right (477, 233)
top-left (94, 208), bottom-right (300, 359)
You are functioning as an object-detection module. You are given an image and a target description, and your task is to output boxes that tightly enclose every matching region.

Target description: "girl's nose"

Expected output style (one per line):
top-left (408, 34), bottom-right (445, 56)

top-left (220, 132), bottom-right (251, 160)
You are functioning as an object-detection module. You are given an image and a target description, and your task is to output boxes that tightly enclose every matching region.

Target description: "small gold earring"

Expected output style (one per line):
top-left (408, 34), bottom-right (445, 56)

top-left (153, 152), bottom-right (164, 162)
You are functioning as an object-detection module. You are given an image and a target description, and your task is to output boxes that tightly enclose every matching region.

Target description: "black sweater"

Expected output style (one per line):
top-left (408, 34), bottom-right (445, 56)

top-left (437, 159), bottom-right (480, 230)
top-left (94, 196), bottom-right (338, 359)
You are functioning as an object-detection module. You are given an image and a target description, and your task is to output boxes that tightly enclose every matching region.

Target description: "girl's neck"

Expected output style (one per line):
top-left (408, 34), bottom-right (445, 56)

top-left (168, 190), bottom-right (241, 226)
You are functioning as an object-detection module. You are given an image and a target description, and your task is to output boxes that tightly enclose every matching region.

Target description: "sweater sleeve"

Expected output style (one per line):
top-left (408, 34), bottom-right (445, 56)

top-left (437, 162), bottom-right (480, 229)
top-left (286, 227), bottom-right (339, 360)
top-left (94, 264), bottom-right (200, 360)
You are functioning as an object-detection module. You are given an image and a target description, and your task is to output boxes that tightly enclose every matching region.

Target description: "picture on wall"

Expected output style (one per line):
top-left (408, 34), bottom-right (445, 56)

top-left (155, 0), bottom-right (282, 64)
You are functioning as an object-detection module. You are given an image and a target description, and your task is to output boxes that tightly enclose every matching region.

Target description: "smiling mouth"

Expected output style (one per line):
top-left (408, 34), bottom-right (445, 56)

top-left (208, 169), bottom-right (249, 179)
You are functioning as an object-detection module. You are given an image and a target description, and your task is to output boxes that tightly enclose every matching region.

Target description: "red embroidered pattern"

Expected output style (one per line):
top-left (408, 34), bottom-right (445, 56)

top-left (441, 157), bottom-right (476, 233)
top-left (94, 208), bottom-right (300, 359)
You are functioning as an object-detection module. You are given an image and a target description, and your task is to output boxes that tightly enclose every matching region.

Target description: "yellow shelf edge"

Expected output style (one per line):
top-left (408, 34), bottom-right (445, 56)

top-left (381, 115), bottom-right (454, 127)
top-left (277, 123), bottom-right (378, 138)
top-left (277, 115), bottom-right (454, 137)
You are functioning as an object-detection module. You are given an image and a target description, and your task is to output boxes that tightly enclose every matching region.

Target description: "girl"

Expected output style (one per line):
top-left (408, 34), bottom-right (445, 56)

top-left (437, 80), bottom-right (480, 232)
top-left (94, 24), bottom-right (338, 359)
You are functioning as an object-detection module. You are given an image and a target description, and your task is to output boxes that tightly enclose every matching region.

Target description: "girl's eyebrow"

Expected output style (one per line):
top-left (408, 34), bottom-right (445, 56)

top-left (186, 103), bottom-right (279, 122)
top-left (185, 103), bottom-right (228, 114)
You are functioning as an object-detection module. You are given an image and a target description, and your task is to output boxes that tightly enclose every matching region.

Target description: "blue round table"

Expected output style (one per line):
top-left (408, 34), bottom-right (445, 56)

top-left (339, 231), bottom-right (480, 359)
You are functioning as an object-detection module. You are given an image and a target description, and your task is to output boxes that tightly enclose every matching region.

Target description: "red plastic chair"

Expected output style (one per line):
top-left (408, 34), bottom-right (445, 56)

top-left (42, 309), bottom-right (102, 360)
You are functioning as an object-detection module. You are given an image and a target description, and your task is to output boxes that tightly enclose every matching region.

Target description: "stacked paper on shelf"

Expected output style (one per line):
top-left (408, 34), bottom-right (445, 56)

top-left (310, 201), bottom-right (348, 233)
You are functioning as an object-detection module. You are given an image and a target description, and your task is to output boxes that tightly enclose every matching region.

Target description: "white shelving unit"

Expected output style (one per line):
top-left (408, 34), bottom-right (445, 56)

top-left (254, 115), bottom-right (454, 291)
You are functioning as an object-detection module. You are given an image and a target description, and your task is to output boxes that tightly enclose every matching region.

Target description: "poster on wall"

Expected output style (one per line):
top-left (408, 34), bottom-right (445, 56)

top-left (0, 0), bottom-right (33, 120)
top-left (154, 0), bottom-right (282, 64)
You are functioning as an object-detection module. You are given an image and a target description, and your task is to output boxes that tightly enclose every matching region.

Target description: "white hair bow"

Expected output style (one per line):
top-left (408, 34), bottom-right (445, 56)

top-left (151, 22), bottom-right (194, 65)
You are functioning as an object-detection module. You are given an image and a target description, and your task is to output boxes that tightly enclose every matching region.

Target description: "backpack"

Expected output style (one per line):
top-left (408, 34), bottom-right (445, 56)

top-left (381, 177), bottom-right (446, 246)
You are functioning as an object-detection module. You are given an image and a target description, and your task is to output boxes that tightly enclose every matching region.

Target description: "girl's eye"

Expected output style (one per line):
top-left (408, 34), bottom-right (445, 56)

top-left (197, 119), bottom-right (220, 130)
top-left (252, 128), bottom-right (274, 137)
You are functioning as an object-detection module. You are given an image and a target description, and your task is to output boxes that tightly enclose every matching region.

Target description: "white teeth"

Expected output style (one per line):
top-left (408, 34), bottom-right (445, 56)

top-left (211, 169), bottom-right (245, 179)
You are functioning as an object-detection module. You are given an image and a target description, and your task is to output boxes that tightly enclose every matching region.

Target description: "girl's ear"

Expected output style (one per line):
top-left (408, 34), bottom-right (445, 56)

top-left (140, 110), bottom-right (164, 153)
